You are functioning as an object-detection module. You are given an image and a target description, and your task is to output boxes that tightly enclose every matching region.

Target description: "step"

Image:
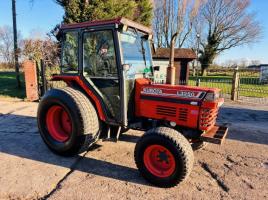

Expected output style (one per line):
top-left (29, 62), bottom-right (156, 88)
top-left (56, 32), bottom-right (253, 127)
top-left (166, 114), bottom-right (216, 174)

top-left (200, 125), bottom-right (228, 145)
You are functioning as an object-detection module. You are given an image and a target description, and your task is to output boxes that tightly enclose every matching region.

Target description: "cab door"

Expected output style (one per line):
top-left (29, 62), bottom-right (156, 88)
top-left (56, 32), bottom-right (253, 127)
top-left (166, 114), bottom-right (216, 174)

top-left (82, 29), bottom-right (121, 122)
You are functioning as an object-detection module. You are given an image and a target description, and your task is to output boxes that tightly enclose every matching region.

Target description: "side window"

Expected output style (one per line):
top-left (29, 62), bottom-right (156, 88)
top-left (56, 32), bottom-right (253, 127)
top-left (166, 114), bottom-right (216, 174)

top-left (61, 31), bottom-right (79, 73)
top-left (83, 30), bottom-right (117, 78)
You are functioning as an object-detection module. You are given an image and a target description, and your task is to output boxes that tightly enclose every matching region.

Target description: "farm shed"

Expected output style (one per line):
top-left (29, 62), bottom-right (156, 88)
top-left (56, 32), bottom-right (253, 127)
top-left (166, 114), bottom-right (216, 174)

top-left (152, 48), bottom-right (196, 84)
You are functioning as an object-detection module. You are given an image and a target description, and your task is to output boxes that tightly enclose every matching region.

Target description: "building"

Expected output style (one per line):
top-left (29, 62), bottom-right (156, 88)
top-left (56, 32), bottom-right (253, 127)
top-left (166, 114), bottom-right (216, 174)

top-left (152, 48), bottom-right (196, 84)
top-left (260, 64), bottom-right (268, 83)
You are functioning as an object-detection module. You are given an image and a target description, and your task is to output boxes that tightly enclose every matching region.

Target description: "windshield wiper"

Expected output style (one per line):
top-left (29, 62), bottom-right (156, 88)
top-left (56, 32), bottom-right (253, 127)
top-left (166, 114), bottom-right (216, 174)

top-left (140, 38), bottom-right (147, 67)
top-left (133, 28), bottom-right (147, 67)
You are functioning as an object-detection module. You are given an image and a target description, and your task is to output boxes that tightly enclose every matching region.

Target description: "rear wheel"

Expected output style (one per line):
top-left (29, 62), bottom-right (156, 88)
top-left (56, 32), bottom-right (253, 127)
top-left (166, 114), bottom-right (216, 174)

top-left (134, 127), bottom-right (194, 188)
top-left (37, 87), bottom-right (100, 156)
top-left (46, 105), bottom-right (72, 142)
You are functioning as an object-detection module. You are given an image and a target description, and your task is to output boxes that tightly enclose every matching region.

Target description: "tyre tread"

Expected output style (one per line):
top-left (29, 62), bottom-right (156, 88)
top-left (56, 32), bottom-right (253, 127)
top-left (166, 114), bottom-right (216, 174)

top-left (60, 87), bottom-right (100, 153)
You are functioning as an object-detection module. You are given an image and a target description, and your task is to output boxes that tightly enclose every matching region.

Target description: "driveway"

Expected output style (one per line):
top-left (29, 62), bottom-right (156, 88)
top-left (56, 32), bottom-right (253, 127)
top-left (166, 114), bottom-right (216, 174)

top-left (0, 99), bottom-right (267, 200)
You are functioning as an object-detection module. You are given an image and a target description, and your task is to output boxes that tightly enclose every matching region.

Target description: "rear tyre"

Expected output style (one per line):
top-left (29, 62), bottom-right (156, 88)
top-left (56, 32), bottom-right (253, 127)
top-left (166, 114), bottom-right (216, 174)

top-left (134, 127), bottom-right (194, 188)
top-left (37, 87), bottom-right (100, 156)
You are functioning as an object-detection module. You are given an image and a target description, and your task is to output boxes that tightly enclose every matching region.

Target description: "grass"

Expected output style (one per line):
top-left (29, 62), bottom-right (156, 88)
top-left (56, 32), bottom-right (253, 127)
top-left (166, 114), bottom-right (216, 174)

top-left (0, 72), bottom-right (26, 99)
top-left (189, 76), bottom-right (268, 98)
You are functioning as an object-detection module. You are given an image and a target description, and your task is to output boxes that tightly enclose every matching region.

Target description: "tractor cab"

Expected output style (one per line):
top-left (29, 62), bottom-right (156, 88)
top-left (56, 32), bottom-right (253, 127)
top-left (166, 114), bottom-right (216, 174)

top-left (55, 18), bottom-right (155, 126)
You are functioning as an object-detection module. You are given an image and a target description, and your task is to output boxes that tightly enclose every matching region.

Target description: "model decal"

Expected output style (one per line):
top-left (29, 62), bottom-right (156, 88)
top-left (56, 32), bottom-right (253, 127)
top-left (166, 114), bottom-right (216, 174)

top-left (141, 87), bottom-right (205, 99)
top-left (177, 91), bottom-right (196, 98)
top-left (142, 88), bottom-right (163, 95)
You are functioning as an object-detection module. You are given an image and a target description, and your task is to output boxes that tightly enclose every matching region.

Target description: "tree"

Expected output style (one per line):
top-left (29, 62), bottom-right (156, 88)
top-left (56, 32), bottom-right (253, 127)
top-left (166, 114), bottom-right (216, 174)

top-left (153, 0), bottom-right (202, 48)
top-left (12, 0), bottom-right (21, 88)
top-left (250, 60), bottom-right (261, 66)
top-left (22, 36), bottom-right (60, 67)
top-left (198, 0), bottom-right (261, 75)
top-left (54, 0), bottom-right (153, 26)
top-left (0, 26), bottom-right (14, 65)
top-left (134, 0), bottom-right (154, 26)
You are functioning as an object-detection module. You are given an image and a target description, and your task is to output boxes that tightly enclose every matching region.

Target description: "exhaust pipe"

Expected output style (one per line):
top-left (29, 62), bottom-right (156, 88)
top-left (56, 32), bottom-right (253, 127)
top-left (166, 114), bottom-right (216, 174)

top-left (166, 33), bottom-right (178, 85)
top-left (166, 65), bottom-right (175, 85)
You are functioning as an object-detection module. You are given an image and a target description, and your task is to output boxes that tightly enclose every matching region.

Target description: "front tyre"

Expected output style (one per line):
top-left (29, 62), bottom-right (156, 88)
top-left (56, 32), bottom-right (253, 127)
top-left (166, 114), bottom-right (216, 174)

top-left (37, 87), bottom-right (100, 156)
top-left (134, 127), bottom-right (194, 188)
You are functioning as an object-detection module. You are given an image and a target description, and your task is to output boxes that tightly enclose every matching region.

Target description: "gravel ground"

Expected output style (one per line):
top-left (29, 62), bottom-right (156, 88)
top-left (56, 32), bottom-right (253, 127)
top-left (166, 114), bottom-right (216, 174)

top-left (0, 99), bottom-right (267, 200)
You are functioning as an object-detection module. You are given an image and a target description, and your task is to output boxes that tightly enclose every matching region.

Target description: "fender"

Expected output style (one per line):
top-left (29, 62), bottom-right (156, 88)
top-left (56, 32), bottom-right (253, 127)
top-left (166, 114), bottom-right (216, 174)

top-left (51, 75), bottom-right (106, 121)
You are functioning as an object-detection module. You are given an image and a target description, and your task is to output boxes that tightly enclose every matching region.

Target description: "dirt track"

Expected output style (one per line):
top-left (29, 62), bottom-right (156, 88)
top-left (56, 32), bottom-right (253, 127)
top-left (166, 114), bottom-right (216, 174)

top-left (0, 99), bottom-right (267, 200)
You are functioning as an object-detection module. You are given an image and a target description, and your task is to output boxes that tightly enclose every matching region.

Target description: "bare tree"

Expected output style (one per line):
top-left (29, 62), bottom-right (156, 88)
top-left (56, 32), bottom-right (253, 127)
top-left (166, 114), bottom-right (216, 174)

top-left (198, 0), bottom-right (261, 75)
top-left (223, 59), bottom-right (239, 68)
top-left (0, 26), bottom-right (14, 65)
top-left (250, 60), bottom-right (261, 66)
top-left (153, 0), bottom-right (202, 48)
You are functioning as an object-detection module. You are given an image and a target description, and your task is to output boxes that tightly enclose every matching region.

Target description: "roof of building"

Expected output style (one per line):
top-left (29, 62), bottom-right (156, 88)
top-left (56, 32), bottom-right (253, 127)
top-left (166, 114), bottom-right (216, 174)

top-left (152, 48), bottom-right (196, 60)
top-left (60, 17), bottom-right (152, 34)
top-left (248, 64), bottom-right (268, 69)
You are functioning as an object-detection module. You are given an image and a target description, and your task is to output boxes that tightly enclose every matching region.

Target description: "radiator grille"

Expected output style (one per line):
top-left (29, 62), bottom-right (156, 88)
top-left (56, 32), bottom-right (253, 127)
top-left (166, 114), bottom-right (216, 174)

top-left (199, 108), bottom-right (218, 130)
top-left (178, 108), bottom-right (188, 122)
top-left (156, 105), bottom-right (176, 117)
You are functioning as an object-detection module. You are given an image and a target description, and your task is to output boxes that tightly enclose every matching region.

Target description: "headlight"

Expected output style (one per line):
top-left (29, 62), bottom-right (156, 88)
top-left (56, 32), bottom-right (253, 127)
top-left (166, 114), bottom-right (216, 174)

top-left (204, 92), bottom-right (220, 101)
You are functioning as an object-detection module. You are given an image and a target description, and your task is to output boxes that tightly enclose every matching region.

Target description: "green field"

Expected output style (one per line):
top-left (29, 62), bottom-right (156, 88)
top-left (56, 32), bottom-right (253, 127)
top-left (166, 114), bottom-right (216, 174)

top-left (0, 72), bottom-right (26, 99)
top-left (189, 76), bottom-right (268, 98)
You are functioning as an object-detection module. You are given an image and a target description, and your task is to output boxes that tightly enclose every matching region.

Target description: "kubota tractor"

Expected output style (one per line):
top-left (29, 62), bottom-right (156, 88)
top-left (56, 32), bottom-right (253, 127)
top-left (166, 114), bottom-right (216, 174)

top-left (37, 18), bottom-right (228, 188)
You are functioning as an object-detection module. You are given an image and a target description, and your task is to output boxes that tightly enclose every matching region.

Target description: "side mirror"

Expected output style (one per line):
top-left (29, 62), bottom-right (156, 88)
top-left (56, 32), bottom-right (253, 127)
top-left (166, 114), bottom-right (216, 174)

top-left (153, 66), bottom-right (160, 71)
top-left (122, 64), bottom-right (130, 71)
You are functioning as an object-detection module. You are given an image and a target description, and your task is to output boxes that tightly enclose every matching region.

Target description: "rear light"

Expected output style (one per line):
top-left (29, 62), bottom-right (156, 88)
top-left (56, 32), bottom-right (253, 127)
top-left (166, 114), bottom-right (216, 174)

top-left (204, 92), bottom-right (220, 102)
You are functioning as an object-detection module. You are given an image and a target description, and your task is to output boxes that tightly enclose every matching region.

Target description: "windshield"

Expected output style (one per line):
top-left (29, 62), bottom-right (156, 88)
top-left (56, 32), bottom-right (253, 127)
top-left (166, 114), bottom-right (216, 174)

top-left (119, 29), bottom-right (153, 79)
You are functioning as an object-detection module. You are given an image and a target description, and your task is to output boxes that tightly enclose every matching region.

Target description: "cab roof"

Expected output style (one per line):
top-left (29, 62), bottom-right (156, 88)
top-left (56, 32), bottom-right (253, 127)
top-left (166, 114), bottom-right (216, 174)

top-left (60, 17), bottom-right (152, 34)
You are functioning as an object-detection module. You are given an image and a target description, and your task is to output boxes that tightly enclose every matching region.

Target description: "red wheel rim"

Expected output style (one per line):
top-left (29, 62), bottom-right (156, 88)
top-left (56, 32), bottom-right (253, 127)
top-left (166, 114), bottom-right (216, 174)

top-left (143, 145), bottom-right (176, 178)
top-left (46, 105), bottom-right (72, 142)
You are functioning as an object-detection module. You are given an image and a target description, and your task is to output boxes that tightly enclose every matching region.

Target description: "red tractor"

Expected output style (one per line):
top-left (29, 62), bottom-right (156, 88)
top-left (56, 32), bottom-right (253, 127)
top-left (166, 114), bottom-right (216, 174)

top-left (37, 18), bottom-right (228, 188)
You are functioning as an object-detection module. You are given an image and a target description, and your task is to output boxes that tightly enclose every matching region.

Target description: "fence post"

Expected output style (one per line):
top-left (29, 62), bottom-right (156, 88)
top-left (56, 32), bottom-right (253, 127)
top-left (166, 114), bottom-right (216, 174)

top-left (193, 67), bottom-right (196, 77)
top-left (36, 61), bottom-right (41, 98)
top-left (231, 68), bottom-right (239, 101)
top-left (40, 59), bottom-right (47, 96)
top-left (196, 78), bottom-right (200, 86)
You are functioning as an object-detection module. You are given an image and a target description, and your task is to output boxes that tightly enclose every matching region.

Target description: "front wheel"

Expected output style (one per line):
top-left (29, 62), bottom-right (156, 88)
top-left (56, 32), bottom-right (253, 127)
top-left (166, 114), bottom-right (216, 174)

top-left (134, 127), bottom-right (194, 188)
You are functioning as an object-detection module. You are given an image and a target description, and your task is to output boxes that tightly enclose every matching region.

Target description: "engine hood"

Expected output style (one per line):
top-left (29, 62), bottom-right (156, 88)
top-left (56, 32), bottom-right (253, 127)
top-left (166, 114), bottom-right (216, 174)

top-left (134, 78), bottom-right (222, 131)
